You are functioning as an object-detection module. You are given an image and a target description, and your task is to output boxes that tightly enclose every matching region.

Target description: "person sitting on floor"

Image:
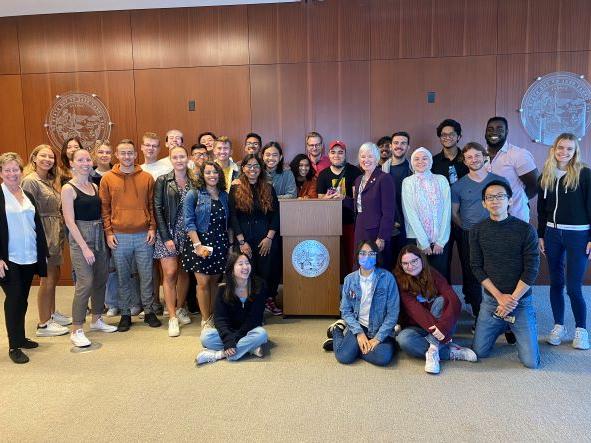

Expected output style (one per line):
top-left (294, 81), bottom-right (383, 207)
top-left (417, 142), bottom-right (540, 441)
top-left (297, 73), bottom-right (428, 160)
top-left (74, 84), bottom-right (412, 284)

top-left (393, 244), bottom-right (477, 374)
top-left (323, 240), bottom-right (399, 367)
top-left (196, 252), bottom-right (268, 365)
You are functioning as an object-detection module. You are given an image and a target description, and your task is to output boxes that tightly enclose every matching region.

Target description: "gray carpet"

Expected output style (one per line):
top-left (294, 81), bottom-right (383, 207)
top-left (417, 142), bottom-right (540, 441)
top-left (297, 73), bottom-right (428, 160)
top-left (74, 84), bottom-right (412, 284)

top-left (1, 286), bottom-right (589, 442)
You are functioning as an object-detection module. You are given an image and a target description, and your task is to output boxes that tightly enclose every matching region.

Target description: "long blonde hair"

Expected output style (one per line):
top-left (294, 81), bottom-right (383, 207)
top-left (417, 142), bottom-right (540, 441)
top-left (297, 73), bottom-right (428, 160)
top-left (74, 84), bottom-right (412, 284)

top-left (23, 144), bottom-right (60, 190)
top-left (540, 133), bottom-right (584, 192)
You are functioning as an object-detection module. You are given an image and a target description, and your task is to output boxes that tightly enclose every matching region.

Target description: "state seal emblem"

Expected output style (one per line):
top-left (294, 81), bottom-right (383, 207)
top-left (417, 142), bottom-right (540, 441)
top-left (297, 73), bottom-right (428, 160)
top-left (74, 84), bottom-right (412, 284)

top-left (44, 92), bottom-right (112, 152)
top-left (520, 72), bottom-right (591, 145)
top-left (291, 240), bottom-right (330, 278)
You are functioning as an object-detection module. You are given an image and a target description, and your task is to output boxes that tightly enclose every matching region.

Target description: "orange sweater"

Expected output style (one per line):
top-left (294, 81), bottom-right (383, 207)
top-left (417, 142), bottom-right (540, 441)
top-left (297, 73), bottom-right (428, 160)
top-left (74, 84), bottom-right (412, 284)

top-left (99, 164), bottom-right (156, 235)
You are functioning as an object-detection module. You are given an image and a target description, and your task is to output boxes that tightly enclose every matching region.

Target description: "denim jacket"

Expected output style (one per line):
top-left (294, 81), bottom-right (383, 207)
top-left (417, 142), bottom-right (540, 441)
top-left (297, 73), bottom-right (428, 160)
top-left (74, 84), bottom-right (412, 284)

top-left (340, 267), bottom-right (399, 342)
top-left (183, 188), bottom-right (229, 233)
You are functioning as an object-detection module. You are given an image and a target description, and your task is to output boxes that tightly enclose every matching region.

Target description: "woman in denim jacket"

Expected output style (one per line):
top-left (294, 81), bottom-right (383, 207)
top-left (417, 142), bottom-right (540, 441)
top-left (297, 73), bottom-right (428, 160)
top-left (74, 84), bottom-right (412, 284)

top-left (323, 240), bottom-right (399, 366)
top-left (182, 161), bottom-right (230, 333)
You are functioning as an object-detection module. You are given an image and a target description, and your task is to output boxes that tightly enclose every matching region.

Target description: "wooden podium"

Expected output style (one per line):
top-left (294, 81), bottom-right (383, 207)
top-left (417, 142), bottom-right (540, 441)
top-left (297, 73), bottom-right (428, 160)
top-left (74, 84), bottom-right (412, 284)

top-left (280, 199), bottom-right (341, 316)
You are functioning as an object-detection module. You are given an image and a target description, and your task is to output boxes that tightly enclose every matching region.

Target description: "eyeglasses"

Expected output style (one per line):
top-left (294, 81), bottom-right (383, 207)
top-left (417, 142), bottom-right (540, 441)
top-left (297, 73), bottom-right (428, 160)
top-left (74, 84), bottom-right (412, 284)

top-left (484, 193), bottom-right (508, 202)
top-left (401, 257), bottom-right (421, 268)
top-left (440, 132), bottom-right (457, 139)
top-left (307, 143), bottom-right (322, 149)
top-left (194, 153), bottom-right (209, 158)
top-left (245, 142), bottom-right (260, 148)
top-left (358, 251), bottom-right (378, 257)
top-left (245, 164), bottom-right (261, 170)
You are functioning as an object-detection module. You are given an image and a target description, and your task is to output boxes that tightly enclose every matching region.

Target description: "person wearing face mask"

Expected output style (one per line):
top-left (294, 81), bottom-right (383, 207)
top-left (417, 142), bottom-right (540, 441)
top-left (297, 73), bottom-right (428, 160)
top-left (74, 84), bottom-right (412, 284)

top-left (538, 133), bottom-right (591, 350)
top-left (261, 141), bottom-right (297, 199)
top-left (289, 154), bottom-right (318, 199)
top-left (322, 241), bottom-right (399, 367)
top-left (196, 253), bottom-right (268, 365)
top-left (484, 116), bottom-right (538, 223)
top-left (401, 147), bottom-right (451, 280)
top-left (318, 140), bottom-right (362, 275)
top-left (394, 245), bottom-right (477, 374)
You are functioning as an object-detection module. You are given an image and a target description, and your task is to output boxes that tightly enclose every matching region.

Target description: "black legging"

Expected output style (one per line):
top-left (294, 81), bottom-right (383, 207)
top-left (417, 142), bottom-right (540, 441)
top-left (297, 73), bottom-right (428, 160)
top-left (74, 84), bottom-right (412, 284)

top-left (1, 262), bottom-right (36, 350)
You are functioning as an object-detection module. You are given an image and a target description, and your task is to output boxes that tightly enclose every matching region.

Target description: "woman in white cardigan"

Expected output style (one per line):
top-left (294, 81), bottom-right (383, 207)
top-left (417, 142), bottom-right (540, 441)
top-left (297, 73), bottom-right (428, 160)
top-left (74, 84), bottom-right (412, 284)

top-left (401, 147), bottom-right (451, 281)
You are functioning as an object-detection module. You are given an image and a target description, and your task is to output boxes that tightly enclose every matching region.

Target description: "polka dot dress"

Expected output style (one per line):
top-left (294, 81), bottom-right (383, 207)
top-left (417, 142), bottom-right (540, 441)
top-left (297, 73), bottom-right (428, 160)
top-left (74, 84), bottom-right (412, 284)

top-left (181, 199), bottom-right (228, 275)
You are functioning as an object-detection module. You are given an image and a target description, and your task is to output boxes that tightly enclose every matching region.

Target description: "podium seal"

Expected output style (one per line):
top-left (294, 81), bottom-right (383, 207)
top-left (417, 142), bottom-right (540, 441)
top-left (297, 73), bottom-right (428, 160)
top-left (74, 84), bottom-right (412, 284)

top-left (291, 240), bottom-right (330, 278)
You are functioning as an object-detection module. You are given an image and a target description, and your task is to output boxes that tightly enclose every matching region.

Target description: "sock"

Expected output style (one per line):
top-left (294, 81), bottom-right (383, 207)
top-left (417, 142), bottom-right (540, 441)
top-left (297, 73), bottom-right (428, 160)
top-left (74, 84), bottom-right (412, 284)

top-left (428, 343), bottom-right (439, 352)
top-left (214, 350), bottom-right (225, 360)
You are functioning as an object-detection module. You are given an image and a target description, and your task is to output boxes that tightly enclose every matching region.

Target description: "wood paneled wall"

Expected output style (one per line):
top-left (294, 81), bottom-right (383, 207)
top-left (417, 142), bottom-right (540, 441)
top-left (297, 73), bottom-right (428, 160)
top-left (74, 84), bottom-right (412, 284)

top-left (1, 0), bottom-right (590, 284)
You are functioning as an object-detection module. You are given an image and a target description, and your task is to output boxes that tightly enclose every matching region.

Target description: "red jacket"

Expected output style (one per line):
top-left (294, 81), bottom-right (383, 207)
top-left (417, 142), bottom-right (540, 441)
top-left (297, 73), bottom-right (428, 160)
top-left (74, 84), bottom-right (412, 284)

top-left (398, 269), bottom-right (461, 343)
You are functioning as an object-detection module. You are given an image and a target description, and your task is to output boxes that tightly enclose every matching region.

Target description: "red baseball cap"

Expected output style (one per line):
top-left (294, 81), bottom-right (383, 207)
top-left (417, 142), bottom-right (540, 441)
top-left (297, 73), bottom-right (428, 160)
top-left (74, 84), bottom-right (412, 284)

top-left (329, 140), bottom-right (347, 151)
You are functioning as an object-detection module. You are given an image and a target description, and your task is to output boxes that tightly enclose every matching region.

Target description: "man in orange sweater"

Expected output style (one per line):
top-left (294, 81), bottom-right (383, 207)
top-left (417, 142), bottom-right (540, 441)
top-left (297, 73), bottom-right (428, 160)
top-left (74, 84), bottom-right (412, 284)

top-left (100, 139), bottom-right (161, 332)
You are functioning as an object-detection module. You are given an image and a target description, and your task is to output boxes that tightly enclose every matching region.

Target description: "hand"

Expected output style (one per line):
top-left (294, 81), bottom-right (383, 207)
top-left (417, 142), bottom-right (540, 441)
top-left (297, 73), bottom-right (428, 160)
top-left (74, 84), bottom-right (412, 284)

top-left (538, 238), bottom-right (545, 255)
top-left (106, 234), bottom-right (118, 250)
top-left (357, 332), bottom-right (370, 354)
top-left (432, 244), bottom-right (444, 255)
top-left (367, 337), bottom-right (380, 352)
top-left (194, 245), bottom-right (210, 258)
top-left (146, 230), bottom-right (156, 245)
top-left (497, 293), bottom-right (518, 312)
top-left (586, 241), bottom-right (591, 259)
top-left (375, 238), bottom-right (385, 251)
top-left (495, 305), bottom-right (512, 318)
top-left (428, 325), bottom-right (445, 341)
top-left (224, 347), bottom-right (236, 357)
top-left (164, 240), bottom-right (176, 253)
top-left (0, 260), bottom-right (8, 279)
top-left (421, 246), bottom-right (432, 255)
top-left (239, 242), bottom-right (252, 258)
top-left (258, 237), bottom-right (272, 256)
top-left (81, 247), bottom-right (96, 265)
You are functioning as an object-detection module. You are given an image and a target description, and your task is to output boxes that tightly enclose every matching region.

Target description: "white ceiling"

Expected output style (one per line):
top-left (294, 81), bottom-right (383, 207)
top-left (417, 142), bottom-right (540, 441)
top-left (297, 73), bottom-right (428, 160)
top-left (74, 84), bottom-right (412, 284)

top-left (0, 0), bottom-right (297, 17)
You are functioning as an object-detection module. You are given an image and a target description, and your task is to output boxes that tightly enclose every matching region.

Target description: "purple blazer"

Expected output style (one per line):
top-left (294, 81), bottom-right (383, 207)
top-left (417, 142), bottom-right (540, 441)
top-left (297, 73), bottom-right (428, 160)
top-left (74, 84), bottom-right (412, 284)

top-left (353, 168), bottom-right (396, 240)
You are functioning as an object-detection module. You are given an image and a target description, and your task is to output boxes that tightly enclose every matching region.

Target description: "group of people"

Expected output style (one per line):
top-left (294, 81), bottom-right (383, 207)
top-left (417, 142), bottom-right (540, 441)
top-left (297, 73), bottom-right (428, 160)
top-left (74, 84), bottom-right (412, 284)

top-left (0, 117), bottom-right (589, 371)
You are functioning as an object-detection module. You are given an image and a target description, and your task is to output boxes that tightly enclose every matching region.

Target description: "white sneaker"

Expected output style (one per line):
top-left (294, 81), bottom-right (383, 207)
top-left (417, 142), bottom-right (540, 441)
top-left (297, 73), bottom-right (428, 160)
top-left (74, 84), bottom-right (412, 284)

top-left (70, 329), bottom-right (91, 347)
top-left (90, 318), bottom-right (117, 333)
top-left (51, 311), bottom-right (72, 326)
top-left (176, 308), bottom-right (192, 325)
top-left (168, 318), bottom-right (180, 337)
top-left (130, 306), bottom-right (142, 316)
top-left (573, 327), bottom-right (590, 350)
top-left (546, 324), bottom-right (566, 346)
top-left (425, 348), bottom-right (440, 374)
top-left (106, 307), bottom-right (119, 317)
top-left (36, 320), bottom-right (69, 337)
top-left (250, 346), bottom-right (264, 358)
top-left (196, 349), bottom-right (219, 365)
top-left (448, 344), bottom-right (478, 362)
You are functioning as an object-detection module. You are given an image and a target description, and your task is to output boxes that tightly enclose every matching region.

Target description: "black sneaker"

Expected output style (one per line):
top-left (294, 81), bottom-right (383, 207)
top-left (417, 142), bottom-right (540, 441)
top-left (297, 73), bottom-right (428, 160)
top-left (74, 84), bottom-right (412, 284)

top-left (9, 348), bottom-right (29, 364)
top-left (326, 319), bottom-right (347, 338)
top-left (505, 331), bottom-right (517, 345)
top-left (322, 338), bottom-right (334, 352)
top-left (117, 315), bottom-right (132, 332)
top-left (20, 338), bottom-right (39, 349)
top-left (144, 312), bottom-right (162, 328)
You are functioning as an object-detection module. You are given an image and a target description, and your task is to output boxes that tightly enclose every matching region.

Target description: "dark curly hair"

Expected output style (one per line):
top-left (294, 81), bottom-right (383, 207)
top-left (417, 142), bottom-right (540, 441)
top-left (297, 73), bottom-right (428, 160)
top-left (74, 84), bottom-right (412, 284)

top-left (196, 160), bottom-right (226, 191)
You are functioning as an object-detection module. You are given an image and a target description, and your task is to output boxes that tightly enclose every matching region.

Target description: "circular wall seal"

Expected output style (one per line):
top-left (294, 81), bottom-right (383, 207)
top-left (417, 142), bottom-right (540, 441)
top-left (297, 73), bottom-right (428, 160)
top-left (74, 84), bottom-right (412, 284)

top-left (520, 72), bottom-right (591, 145)
top-left (291, 240), bottom-right (330, 278)
top-left (45, 92), bottom-right (112, 152)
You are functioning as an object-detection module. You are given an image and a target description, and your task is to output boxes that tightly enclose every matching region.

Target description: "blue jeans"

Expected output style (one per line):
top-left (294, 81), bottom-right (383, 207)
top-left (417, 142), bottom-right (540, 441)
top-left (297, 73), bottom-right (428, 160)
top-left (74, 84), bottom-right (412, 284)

top-left (544, 227), bottom-right (589, 328)
top-left (200, 327), bottom-right (268, 361)
top-left (396, 296), bottom-right (455, 359)
top-left (473, 294), bottom-right (540, 369)
top-left (333, 325), bottom-right (394, 366)
top-left (111, 232), bottom-right (154, 315)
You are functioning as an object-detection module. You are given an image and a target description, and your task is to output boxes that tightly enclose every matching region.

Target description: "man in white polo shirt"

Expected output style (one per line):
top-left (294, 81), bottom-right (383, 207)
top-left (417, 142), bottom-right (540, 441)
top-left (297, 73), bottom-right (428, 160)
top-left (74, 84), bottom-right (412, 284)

top-left (484, 116), bottom-right (539, 223)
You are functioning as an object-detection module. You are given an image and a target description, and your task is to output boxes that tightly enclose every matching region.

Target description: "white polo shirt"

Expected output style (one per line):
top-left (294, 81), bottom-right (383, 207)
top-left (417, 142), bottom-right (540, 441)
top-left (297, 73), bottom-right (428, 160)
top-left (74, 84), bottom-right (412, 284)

top-left (490, 142), bottom-right (536, 223)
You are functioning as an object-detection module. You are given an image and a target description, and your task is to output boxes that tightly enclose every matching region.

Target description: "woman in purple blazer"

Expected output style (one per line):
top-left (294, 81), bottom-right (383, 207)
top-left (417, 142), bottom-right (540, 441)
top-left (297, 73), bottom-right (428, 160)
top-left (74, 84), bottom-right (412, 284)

top-left (353, 142), bottom-right (396, 270)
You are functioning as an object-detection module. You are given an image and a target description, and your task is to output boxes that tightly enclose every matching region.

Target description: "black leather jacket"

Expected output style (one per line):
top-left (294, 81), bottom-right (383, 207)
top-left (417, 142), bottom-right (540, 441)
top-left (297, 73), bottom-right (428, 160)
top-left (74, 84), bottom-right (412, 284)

top-left (153, 171), bottom-right (194, 242)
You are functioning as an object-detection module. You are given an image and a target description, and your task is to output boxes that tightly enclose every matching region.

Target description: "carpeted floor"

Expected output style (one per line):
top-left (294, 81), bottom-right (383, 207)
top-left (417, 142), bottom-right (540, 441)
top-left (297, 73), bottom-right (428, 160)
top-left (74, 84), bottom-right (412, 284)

top-left (1, 286), bottom-right (589, 442)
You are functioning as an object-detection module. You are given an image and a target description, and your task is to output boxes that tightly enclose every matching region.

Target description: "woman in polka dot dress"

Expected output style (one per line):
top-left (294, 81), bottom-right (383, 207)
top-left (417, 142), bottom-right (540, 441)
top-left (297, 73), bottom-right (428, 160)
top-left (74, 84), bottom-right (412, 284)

top-left (182, 161), bottom-right (230, 329)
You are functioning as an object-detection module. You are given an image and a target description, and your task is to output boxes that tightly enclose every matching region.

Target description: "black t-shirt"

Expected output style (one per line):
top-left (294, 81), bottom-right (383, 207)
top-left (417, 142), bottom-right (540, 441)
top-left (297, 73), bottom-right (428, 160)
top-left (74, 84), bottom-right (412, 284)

top-left (431, 149), bottom-right (469, 185)
top-left (317, 163), bottom-right (362, 225)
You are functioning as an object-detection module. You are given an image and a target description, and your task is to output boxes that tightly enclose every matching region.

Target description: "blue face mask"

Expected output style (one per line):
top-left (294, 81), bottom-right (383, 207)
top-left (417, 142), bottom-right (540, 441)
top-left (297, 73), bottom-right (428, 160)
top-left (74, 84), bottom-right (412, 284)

top-left (358, 255), bottom-right (377, 270)
top-left (238, 296), bottom-right (247, 303)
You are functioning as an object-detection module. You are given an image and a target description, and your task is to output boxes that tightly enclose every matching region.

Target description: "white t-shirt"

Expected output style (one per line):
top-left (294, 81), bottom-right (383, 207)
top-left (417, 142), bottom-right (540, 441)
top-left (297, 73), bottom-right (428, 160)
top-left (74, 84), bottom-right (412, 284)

top-left (490, 142), bottom-right (536, 223)
top-left (2, 183), bottom-right (37, 265)
top-left (141, 158), bottom-right (173, 180)
top-left (358, 270), bottom-right (375, 328)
